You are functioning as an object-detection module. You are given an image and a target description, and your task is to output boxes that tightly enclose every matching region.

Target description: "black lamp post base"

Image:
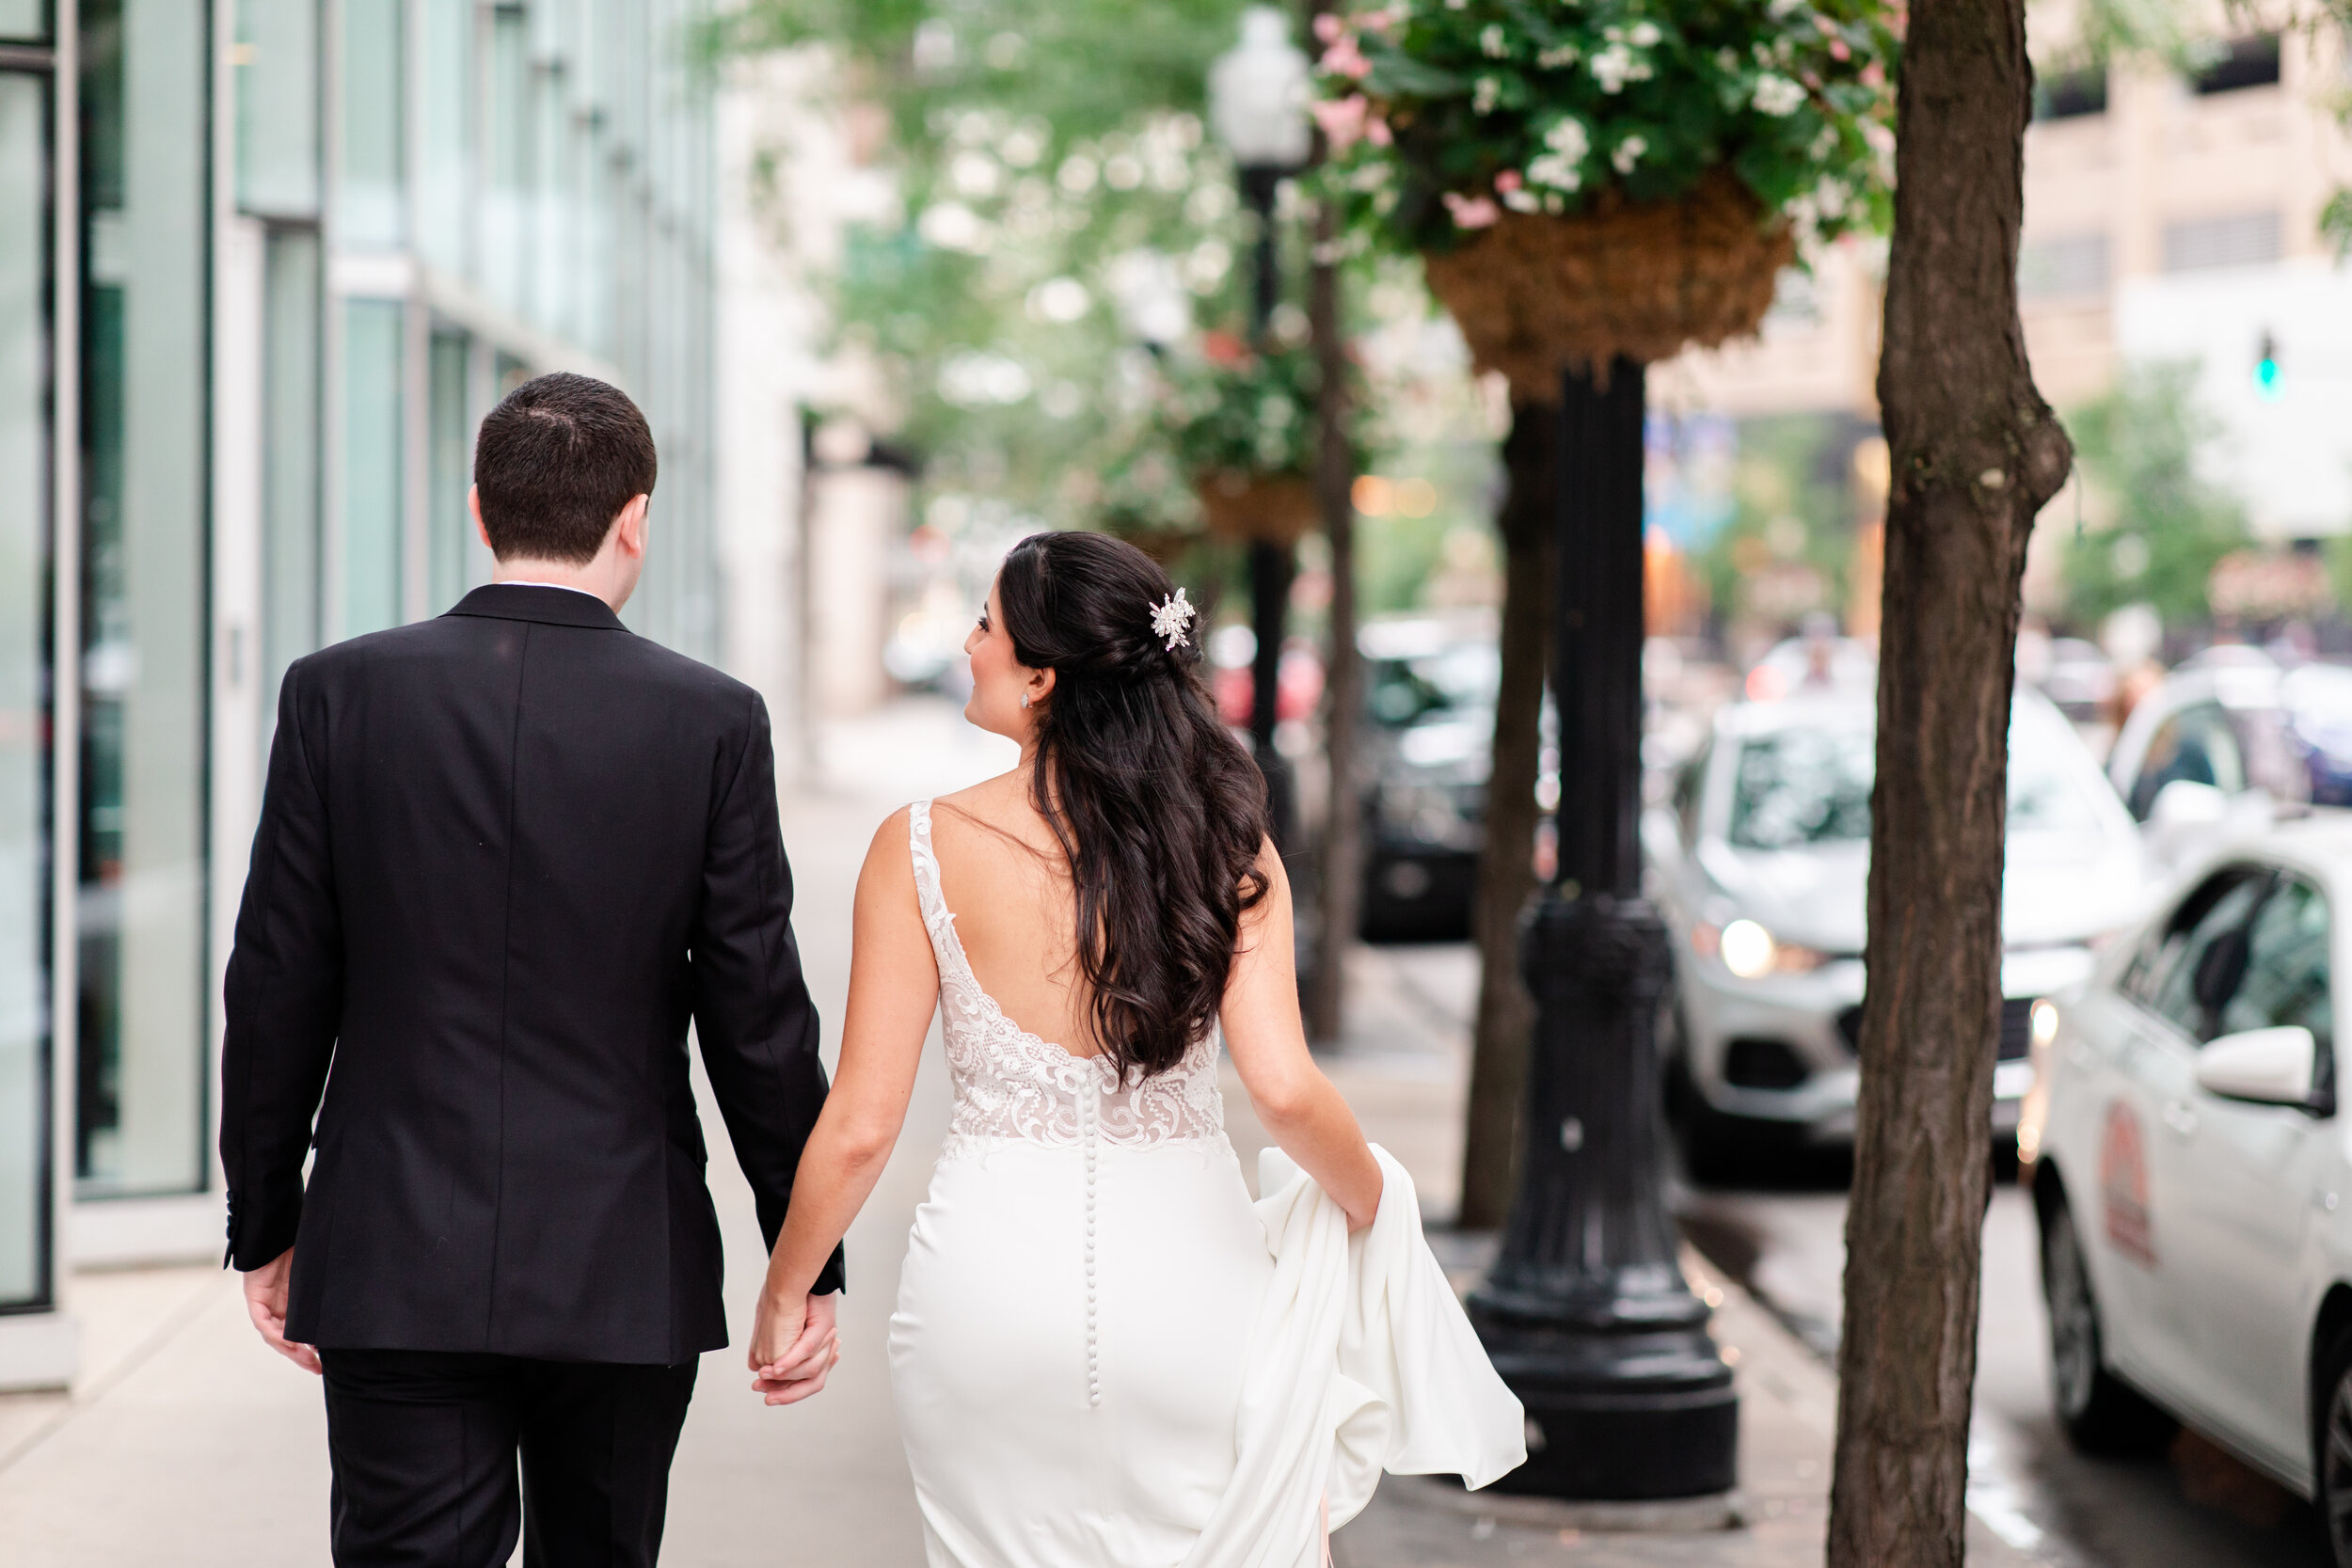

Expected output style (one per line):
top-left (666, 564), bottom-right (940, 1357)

top-left (1471, 1311), bottom-right (1739, 1498)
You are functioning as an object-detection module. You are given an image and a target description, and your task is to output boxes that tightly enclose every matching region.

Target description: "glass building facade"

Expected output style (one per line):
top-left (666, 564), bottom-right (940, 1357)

top-left (0, 0), bottom-right (723, 1381)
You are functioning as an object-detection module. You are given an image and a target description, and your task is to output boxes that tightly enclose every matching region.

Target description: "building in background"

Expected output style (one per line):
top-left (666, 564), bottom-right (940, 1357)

top-left (0, 0), bottom-right (755, 1389)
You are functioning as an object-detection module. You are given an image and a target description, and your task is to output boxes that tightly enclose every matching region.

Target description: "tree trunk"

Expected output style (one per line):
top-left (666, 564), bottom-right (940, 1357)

top-left (1457, 402), bottom-right (1555, 1229)
top-left (1825, 0), bottom-right (2074, 1560)
top-left (1303, 193), bottom-right (1360, 1044)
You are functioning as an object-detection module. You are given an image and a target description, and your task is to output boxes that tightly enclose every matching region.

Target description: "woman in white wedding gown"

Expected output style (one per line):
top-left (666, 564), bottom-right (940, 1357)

top-left (749, 531), bottom-right (1522, 1567)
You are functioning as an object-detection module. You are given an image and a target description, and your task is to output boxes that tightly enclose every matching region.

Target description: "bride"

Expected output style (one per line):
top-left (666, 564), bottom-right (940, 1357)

top-left (747, 531), bottom-right (1522, 1566)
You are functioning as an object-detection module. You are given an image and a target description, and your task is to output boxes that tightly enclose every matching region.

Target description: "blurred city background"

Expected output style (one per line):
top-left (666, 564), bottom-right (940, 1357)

top-left (2, 1), bottom-right (2351, 1564)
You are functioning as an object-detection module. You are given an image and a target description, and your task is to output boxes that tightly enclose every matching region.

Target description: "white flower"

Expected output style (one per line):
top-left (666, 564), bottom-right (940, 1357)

top-left (1591, 42), bottom-right (1635, 92)
top-left (1814, 178), bottom-right (1848, 219)
top-left (1543, 116), bottom-right (1591, 159)
top-left (1473, 74), bottom-right (1502, 113)
top-left (1768, 0), bottom-right (1808, 17)
top-left (1628, 21), bottom-right (1662, 46)
top-left (1527, 150), bottom-right (1583, 192)
top-left (1480, 23), bottom-right (1509, 56)
top-left (1502, 186), bottom-right (1542, 212)
top-left (1150, 589), bottom-right (1198, 652)
top-left (1752, 73), bottom-right (1807, 115)
top-left (1611, 134), bottom-right (1647, 174)
top-left (1810, 123), bottom-right (1839, 159)
top-left (1538, 43), bottom-right (1578, 67)
top-left (1716, 47), bottom-right (1740, 71)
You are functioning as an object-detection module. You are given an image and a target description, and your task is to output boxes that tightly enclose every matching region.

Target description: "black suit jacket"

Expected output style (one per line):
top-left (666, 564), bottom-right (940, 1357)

top-left (220, 584), bottom-right (843, 1364)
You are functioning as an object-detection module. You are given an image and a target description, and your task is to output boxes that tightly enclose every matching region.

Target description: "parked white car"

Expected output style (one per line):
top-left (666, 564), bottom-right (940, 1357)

top-left (2023, 818), bottom-right (2352, 1562)
top-left (1644, 689), bottom-right (2149, 1164)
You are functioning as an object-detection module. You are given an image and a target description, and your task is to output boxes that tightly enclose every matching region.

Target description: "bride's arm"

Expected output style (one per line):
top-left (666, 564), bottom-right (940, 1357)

top-left (1220, 841), bottom-right (1384, 1232)
top-left (749, 808), bottom-right (938, 1397)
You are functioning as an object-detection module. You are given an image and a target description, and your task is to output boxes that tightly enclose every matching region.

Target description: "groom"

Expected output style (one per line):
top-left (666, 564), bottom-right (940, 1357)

top-left (219, 372), bottom-right (844, 1566)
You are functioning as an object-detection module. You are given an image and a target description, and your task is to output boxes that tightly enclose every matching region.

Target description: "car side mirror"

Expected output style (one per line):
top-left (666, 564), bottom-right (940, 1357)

top-left (2195, 1024), bottom-right (2321, 1109)
top-left (2149, 778), bottom-right (2229, 833)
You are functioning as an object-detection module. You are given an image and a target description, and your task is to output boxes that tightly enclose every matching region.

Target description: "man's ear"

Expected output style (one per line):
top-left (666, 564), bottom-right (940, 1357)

top-left (469, 486), bottom-right (496, 555)
top-left (612, 494), bottom-right (651, 559)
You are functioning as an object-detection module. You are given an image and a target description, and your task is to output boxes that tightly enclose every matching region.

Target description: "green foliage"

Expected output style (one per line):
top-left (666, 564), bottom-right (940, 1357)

top-left (1693, 414), bottom-right (1862, 626)
top-left (723, 0), bottom-right (1266, 545)
top-left (1312, 0), bottom-right (1897, 256)
top-left (2058, 363), bottom-right (2251, 627)
top-left (1160, 335), bottom-right (1325, 480)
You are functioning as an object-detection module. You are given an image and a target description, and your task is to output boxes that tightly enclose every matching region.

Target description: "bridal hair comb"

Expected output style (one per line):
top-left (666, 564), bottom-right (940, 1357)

top-left (1149, 588), bottom-right (1197, 653)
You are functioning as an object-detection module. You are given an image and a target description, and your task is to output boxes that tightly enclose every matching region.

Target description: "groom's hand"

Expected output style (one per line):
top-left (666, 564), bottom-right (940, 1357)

top-left (750, 1290), bottom-right (840, 1406)
top-left (241, 1248), bottom-right (322, 1374)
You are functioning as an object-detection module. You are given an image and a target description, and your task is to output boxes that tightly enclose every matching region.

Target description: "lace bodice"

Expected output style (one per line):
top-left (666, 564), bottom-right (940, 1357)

top-left (909, 800), bottom-right (1227, 1154)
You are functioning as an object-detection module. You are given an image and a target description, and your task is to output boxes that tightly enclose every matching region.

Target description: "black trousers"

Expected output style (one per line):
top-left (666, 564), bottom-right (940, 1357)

top-left (320, 1349), bottom-right (699, 1568)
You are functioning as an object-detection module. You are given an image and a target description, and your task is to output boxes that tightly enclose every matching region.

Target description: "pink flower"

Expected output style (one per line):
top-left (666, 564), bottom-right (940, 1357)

top-left (1314, 12), bottom-right (1343, 42)
top-left (1830, 38), bottom-right (1851, 59)
top-left (1494, 169), bottom-right (1523, 192)
top-left (1322, 36), bottom-right (1372, 79)
top-left (1359, 8), bottom-right (1401, 36)
top-left (1366, 114), bottom-right (1392, 147)
top-left (1312, 95), bottom-right (1371, 152)
top-left (1861, 61), bottom-right (1884, 86)
top-left (1443, 192), bottom-right (1502, 229)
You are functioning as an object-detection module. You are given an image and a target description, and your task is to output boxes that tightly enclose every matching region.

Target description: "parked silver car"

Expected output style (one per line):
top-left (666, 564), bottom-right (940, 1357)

top-left (1644, 688), bottom-right (2151, 1164)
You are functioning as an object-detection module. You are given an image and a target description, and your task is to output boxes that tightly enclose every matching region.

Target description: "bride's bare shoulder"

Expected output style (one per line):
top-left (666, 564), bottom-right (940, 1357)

top-left (930, 771), bottom-right (1042, 843)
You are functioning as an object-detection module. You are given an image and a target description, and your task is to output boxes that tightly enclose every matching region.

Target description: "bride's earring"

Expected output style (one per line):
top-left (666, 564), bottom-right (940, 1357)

top-left (1021, 691), bottom-right (1031, 709)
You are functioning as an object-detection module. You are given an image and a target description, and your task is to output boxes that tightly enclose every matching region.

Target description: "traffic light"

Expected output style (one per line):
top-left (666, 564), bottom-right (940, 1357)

top-left (2256, 331), bottom-right (2281, 399)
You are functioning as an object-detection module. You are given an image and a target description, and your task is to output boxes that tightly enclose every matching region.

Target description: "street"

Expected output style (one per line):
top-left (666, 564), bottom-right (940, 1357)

top-left (1677, 1170), bottom-right (2333, 1568)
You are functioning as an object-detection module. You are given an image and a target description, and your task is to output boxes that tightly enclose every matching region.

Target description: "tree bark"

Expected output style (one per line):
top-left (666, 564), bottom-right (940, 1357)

top-left (1825, 0), bottom-right (2074, 1560)
top-left (1303, 198), bottom-right (1361, 1044)
top-left (1457, 402), bottom-right (1555, 1229)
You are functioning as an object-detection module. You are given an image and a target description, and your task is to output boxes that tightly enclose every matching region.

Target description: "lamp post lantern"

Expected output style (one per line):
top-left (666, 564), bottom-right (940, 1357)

top-left (1208, 8), bottom-right (1311, 844)
top-left (1466, 359), bottom-right (1739, 1499)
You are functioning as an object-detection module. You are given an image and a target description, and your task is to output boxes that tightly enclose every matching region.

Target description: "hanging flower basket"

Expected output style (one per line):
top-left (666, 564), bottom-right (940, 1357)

top-left (1104, 520), bottom-right (1208, 567)
top-left (1313, 0), bottom-right (1895, 395)
top-left (1194, 469), bottom-right (1321, 546)
top-left (1421, 169), bottom-right (1794, 397)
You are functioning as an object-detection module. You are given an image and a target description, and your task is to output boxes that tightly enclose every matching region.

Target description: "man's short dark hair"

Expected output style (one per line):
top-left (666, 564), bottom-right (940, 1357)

top-left (473, 372), bottom-right (659, 563)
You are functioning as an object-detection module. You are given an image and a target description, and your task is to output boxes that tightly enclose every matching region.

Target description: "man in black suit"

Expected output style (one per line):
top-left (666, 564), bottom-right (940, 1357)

top-left (220, 372), bottom-right (844, 1567)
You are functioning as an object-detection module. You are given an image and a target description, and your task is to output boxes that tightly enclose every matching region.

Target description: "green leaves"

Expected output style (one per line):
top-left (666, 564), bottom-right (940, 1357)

top-left (1316, 0), bottom-right (1898, 256)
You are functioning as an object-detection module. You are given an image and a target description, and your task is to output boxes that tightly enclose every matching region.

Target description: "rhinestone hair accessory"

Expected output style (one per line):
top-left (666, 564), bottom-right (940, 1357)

top-left (1149, 587), bottom-right (1197, 653)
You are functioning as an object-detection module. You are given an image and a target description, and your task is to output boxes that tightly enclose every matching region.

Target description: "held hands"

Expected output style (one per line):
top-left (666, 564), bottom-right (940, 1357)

top-left (749, 1289), bottom-right (841, 1406)
top-left (241, 1248), bottom-right (323, 1374)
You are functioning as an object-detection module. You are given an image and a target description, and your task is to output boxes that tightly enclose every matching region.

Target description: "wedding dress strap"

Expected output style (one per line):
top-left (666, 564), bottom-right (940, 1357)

top-left (908, 800), bottom-right (974, 985)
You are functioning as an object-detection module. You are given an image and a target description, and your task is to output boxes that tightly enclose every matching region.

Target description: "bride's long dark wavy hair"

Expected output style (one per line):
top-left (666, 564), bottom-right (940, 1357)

top-left (996, 531), bottom-right (1272, 1080)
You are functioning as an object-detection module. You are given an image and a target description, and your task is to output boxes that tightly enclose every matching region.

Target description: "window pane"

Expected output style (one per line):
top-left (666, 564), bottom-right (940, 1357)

top-left (342, 298), bottom-right (405, 637)
top-left (428, 328), bottom-right (470, 614)
top-left (0, 2), bottom-right (47, 41)
top-left (2151, 876), bottom-right (2268, 1042)
top-left (0, 71), bottom-right (52, 1307)
top-left (483, 5), bottom-right (529, 313)
top-left (76, 0), bottom-right (210, 1196)
top-left (234, 0), bottom-right (321, 217)
top-left (339, 0), bottom-right (403, 247)
top-left (2225, 879), bottom-right (2331, 1049)
top-left (262, 228), bottom-right (321, 714)
top-left (417, 0), bottom-right (470, 276)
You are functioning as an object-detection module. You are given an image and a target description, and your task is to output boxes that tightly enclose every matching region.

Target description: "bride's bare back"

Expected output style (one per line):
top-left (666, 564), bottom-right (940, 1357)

top-left (926, 771), bottom-right (1105, 1058)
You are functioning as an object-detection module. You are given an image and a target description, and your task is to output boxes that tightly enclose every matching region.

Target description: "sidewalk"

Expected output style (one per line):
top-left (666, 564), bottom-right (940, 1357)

top-left (0, 700), bottom-right (2045, 1564)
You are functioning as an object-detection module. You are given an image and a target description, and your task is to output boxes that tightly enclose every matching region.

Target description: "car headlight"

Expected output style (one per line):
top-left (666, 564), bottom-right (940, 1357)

top-left (1700, 918), bottom-right (1830, 979)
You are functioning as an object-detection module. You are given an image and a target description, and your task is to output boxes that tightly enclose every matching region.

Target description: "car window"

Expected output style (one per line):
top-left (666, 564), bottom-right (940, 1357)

top-left (2219, 877), bottom-right (2332, 1052)
top-left (2147, 873), bottom-right (2271, 1043)
top-left (1729, 728), bottom-right (1875, 849)
top-left (2128, 702), bottom-right (2247, 820)
top-left (1726, 712), bottom-right (2105, 850)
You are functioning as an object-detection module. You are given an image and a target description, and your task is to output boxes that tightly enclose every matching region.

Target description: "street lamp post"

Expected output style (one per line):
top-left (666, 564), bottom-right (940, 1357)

top-left (1467, 359), bottom-right (1739, 1499)
top-left (1209, 8), bottom-right (1311, 846)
